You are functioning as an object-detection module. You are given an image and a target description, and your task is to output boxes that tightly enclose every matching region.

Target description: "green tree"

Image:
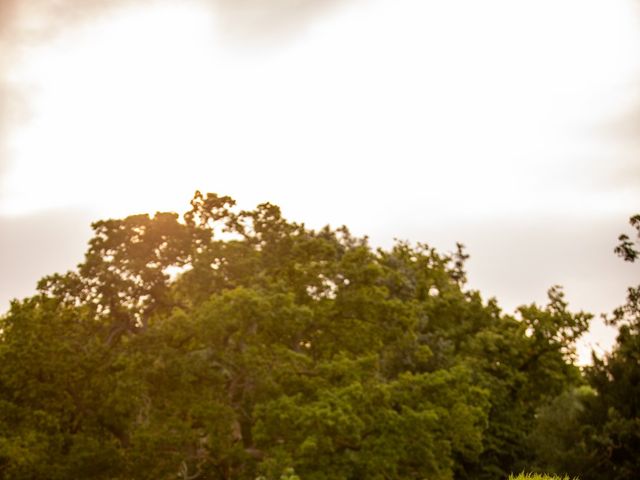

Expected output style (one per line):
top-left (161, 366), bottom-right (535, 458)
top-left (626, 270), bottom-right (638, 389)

top-left (576, 214), bottom-right (640, 480)
top-left (528, 386), bottom-right (596, 475)
top-left (458, 287), bottom-right (589, 479)
top-left (0, 192), bottom-right (594, 479)
top-left (0, 297), bottom-right (136, 479)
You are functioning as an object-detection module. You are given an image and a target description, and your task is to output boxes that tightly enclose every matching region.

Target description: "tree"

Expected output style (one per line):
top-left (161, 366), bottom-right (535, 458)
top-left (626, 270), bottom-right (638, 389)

top-left (574, 214), bottom-right (640, 480)
top-left (0, 192), bottom-right (593, 479)
top-left (0, 297), bottom-right (136, 479)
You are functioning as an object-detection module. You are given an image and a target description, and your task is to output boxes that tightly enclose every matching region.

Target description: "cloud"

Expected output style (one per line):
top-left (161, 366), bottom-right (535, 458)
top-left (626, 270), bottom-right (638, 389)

top-left (0, 0), bottom-right (149, 41)
top-left (0, 0), bottom-right (345, 42)
top-left (0, 0), bottom-right (18, 36)
top-left (0, 209), bottom-right (94, 313)
top-left (0, 0), bottom-right (354, 308)
top-left (0, 0), bottom-right (349, 194)
top-left (606, 100), bottom-right (640, 147)
top-left (0, 61), bottom-right (30, 181)
top-left (0, 0), bottom-right (18, 178)
top-left (0, 0), bottom-right (156, 177)
top-left (596, 92), bottom-right (640, 190)
top-left (209, 0), bottom-right (348, 43)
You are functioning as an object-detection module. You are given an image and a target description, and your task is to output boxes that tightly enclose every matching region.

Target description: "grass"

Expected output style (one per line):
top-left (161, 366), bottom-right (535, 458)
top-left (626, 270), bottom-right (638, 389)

top-left (509, 474), bottom-right (578, 480)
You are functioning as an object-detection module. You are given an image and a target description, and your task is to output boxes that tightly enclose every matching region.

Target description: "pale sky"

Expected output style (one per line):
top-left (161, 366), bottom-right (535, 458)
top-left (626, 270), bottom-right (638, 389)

top-left (1, 0), bottom-right (639, 364)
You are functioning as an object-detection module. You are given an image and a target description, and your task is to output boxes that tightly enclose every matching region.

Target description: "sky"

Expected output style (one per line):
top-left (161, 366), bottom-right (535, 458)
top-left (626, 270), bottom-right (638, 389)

top-left (1, 0), bottom-right (639, 364)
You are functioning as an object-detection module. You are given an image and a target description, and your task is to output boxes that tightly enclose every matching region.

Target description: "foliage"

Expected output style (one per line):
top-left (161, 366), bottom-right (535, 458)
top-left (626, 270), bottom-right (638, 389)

top-left (0, 192), bottom-right (623, 479)
top-left (527, 386), bottom-right (595, 475)
top-left (575, 215), bottom-right (640, 480)
top-left (523, 214), bottom-right (640, 480)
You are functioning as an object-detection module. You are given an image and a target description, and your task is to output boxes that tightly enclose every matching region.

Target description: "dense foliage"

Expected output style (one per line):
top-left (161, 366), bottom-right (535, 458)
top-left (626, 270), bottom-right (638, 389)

top-left (0, 193), bottom-right (636, 479)
top-left (529, 215), bottom-right (640, 480)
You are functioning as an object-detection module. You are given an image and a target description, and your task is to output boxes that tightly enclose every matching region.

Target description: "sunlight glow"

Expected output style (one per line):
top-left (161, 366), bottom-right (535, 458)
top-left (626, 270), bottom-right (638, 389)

top-left (2, 0), bottom-right (639, 222)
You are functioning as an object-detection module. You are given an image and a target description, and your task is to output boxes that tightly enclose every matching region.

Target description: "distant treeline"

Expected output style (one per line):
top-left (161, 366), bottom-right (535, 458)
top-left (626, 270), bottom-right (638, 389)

top-left (0, 193), bottom-right (638, 480)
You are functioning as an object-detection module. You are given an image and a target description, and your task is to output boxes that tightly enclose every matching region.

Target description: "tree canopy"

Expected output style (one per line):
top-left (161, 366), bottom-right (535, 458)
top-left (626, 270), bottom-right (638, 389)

top-left (0, 193), bottom-right (635, 480)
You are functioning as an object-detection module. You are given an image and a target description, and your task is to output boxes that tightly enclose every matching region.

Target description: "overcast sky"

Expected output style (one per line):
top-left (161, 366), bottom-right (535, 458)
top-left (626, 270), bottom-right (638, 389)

top-left (1, 0), bottom-right (639, 363)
